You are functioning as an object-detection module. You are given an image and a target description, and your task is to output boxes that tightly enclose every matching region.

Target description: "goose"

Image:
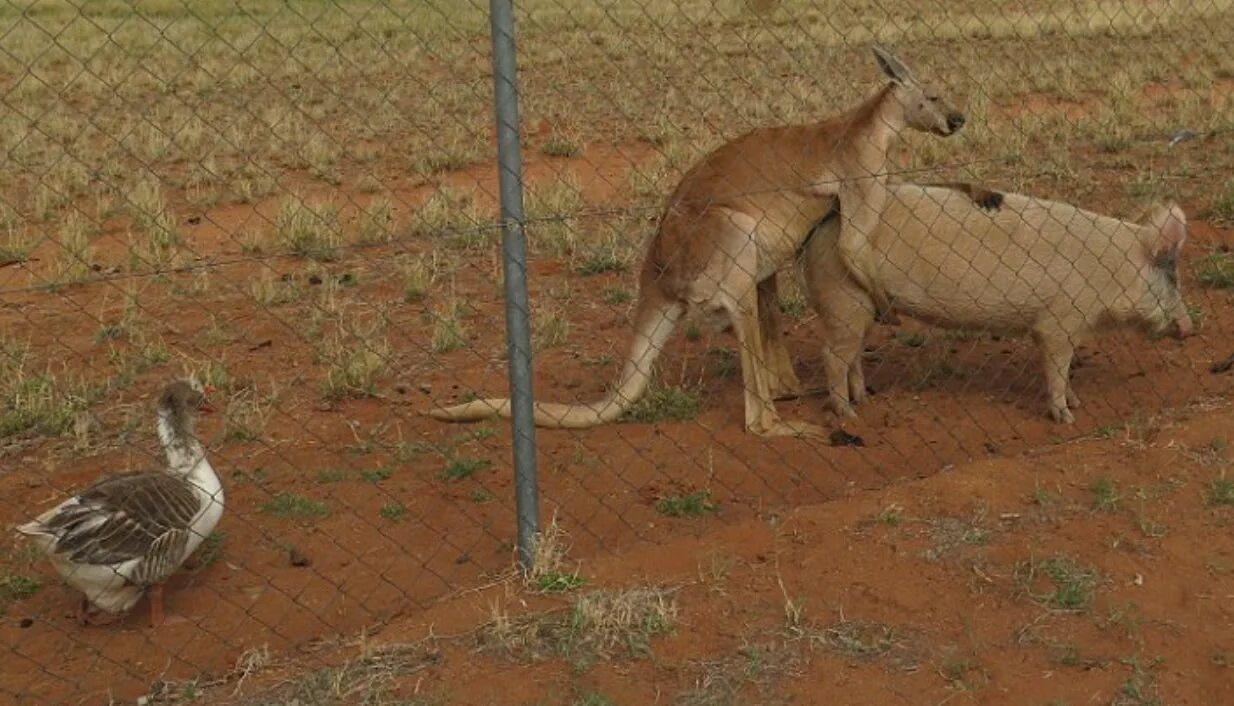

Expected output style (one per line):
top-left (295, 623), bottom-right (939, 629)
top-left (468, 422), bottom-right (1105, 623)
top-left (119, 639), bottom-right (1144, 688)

top-left (16, 378), bottom-right (224, 627)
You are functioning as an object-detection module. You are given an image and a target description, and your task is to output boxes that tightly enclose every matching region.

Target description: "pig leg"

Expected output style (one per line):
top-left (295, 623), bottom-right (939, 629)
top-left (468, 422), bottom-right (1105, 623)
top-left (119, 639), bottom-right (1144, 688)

top-left (848, 354), bottom-right (868, 406)
top-left (757, 276), bottom-right (805, 400)
top-left (823, 343), bottom-right (858, 418)
top-left (1036, 330), bottom-right (1077, 424)
top-left (822, 287), bottom-right (875, 419)
top-left (1066, 384), bottom-right (1082, 410)
top-left (838, 180), bottom-right (900, 326)
top-left (848, 325), bottom-right (873, 405)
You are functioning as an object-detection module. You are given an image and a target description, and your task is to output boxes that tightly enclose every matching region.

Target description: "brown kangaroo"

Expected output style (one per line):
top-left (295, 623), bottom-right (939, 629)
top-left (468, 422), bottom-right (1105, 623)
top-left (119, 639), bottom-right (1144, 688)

top-left (427, 46), bottom-right (965, 438)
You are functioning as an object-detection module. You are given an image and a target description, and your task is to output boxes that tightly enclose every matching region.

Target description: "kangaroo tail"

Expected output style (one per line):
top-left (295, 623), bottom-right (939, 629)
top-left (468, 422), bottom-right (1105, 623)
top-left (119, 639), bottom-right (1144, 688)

top-left (423, 292), bottom-right (685, 428)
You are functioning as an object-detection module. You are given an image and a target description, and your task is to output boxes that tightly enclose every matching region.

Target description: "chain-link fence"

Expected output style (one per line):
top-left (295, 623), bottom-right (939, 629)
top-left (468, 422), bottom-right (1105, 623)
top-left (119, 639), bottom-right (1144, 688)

top-left (2, 0), bottom-right (1232, 703)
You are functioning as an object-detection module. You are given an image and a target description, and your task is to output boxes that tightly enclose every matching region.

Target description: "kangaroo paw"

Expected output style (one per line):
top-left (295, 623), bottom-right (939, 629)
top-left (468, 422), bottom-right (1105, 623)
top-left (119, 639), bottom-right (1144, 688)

top-left (754, 420), bottom-right (829, 441)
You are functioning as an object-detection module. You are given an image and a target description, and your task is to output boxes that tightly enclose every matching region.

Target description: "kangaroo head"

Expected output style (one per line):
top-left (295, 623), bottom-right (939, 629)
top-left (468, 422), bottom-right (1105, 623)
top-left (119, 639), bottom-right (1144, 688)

top-left (872, 45), bottom-right (965, 137)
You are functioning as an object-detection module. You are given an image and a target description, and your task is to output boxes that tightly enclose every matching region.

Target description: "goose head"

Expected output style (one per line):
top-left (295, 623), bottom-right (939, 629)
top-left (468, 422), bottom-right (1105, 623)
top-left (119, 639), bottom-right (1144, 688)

top-left (157, 377), bottom-right (215, 447)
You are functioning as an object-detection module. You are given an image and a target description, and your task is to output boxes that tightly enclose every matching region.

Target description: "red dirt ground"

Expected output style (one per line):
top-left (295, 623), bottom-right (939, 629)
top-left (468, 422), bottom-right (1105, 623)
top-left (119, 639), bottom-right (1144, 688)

top-left (2, 128), bottom-right (1233, 704)
top-left (157, 401), bottom-right (1234, 705)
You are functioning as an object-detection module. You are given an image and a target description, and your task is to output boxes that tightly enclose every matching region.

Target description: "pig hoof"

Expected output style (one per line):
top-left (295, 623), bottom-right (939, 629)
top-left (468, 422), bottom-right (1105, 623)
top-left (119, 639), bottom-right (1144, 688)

top-left (1066, 389), bottom-right (1082, 408)
top-left (1049, 406), bottom-right (1075, 424)
top-left (832, 402), bottom-right (858, 419)
top-left (772, 379), bottom-right (805, 401)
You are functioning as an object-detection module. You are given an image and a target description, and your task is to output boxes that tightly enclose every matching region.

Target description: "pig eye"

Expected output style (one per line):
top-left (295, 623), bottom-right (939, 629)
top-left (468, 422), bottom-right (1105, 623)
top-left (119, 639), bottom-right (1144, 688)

top-left (1154, 251), bottom-right (1179, 285)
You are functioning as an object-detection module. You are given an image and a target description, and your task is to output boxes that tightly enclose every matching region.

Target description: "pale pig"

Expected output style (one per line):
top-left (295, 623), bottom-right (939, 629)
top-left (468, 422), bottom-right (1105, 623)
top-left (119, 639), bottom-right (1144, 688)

top-left (803, 183), bottom-right (1192, 423)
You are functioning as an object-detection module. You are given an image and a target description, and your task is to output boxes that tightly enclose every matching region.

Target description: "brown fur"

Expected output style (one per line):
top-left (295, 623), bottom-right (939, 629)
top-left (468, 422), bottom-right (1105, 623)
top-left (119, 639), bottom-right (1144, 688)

top-left (426, 47), bottom-right (964, 437)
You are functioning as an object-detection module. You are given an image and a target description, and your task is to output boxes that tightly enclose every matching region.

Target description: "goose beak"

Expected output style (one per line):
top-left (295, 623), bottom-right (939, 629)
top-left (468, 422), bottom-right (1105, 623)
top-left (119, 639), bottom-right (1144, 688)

top-left (201, 385), bottom-right (217, 413)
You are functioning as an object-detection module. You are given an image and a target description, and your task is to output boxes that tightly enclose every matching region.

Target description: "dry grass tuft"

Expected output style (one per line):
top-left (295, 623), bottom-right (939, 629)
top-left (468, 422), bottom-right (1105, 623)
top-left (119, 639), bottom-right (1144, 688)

top-left (222, 384), bottom-right (278, 442)
top-left (128, 178), bottom-right (180, 267)
top-left (480, 586), bottom-right (676, 664)
top-left (0, 226), bottom-right (37, 264)
top-left (526, 514), bottom-right (584, 593)
top-left (0, 343), bottom-right (97, 442)
top-left (51, 212), bottom-right (96, 285)
top-left (399, 253), bottom-right (436, 303)
top-left (316, 318), bottom-right (390, 401)
top-left (277, 196), bottom-right (343, 262)
top-left (430, 297), bottom-right (469, 354)
top-left (250, 270), bottom-right (302, 307)
top-left (355, 196), bottom-right (394, 245)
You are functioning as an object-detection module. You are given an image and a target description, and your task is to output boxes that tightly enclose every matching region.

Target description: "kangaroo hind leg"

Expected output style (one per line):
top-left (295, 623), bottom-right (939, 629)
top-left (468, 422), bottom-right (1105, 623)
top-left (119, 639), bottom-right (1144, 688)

top-left (757, 276), bottom-right (804, 400)
top-left (703, 208), bottom-right (824, 439)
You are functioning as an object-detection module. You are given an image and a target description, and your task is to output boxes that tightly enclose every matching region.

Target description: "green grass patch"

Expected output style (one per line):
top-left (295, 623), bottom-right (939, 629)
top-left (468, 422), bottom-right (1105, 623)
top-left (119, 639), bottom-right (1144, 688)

top-left (535, 570), bottom-right (585, 593)
top-left (380, 502), bottom-right (407, 521)
top-left (0, 363), bottom-right (96, 441)
top-left (1016, 555), bottom-right (1099, 611)
top-left (574, 248), bottom-right (628, 276)
top-left (1195, 252), bottom-right (1234, 289)
top-left (624, 383), bottom-right (703, 423)
top-left (541, 134), bottom-right (582, 158)
top-left (316, 468), bottom-right (348, 483)
top-left (602, 288), bottom-right (631, 305)
top-left (1089, 477), bottom-right (1121, 512)
top-left (1207, 180), bottom-right (1234, 225)
top-left (261, 493), bottom-right (329, 521)
top-left (876, 506), bottom-right (904, 526)
top-left (1028, 485), bottom-right (1058, 506)
top-left (0, 574), bottom-right (42, 605)
top-left (572, 693), bottom-right (616, 706)
top-left (442, 457), bottom-right (490, 482)
top-left (656, 490), bottom-right (716, 518)
top-left (360, 467), bottom-right (393, 483)
top-left (1205, 477), bottom-right (1234, 506)
top-left (193, 530), bottom-right (225, 569)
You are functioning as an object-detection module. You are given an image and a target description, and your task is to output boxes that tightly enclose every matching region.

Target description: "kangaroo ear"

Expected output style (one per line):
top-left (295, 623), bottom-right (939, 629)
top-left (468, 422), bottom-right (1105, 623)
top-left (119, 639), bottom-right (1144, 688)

top-left (1147, 201), bottom-right (1187, 258)
top-left (872, 45), bottom-right (913, 84)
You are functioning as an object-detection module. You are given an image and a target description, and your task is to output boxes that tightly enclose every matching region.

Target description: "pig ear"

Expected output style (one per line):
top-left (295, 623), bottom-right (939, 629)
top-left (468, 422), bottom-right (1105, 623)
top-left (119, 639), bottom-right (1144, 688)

top-left (1147, 201), bottom-right (1187, 259)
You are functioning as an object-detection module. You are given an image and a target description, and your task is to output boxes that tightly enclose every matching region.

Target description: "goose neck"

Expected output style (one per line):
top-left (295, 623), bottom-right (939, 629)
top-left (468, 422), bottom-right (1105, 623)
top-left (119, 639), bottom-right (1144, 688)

top-left (156, 407), bottom-right (204, 473)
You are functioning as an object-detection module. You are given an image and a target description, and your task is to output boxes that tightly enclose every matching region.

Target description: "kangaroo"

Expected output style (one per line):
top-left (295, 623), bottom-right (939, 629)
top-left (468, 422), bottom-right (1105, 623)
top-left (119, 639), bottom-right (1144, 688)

top-left (427, 46), bottom-right (965, 438)
top-left (802, 183), bottom-right (1193, 423)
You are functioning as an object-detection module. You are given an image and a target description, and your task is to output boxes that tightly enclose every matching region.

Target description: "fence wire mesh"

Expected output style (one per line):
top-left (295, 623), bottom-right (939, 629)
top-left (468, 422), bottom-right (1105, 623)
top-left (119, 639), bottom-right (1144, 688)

top-left (1, 0), bottom-right (1233, 703)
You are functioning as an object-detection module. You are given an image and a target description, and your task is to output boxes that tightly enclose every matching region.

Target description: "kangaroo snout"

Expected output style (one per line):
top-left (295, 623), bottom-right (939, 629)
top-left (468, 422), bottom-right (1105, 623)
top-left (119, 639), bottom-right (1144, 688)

top-left (946, 112), bottom-right (966, 134)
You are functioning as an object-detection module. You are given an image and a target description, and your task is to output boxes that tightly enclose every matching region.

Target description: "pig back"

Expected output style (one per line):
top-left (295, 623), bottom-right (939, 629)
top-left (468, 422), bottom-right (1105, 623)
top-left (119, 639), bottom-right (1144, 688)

top-left (872, 185), bottom-right (1147, 331)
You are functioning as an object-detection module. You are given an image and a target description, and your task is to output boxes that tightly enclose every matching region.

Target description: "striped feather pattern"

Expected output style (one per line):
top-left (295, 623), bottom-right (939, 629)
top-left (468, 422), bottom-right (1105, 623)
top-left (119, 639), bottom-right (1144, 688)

top-left (131, 529), bottom-right (192, 585)
top-left (40, 471), bottom-right (201, 568)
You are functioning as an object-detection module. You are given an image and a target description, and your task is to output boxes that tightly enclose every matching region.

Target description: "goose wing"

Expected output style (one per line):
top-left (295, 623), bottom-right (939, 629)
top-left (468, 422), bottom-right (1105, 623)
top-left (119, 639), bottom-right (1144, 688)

top-left (35, 471), bottom-right (202, 567)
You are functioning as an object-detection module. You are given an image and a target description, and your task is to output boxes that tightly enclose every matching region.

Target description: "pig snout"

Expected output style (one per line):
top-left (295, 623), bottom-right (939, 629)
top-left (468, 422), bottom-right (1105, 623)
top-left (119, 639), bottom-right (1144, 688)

top-left (1174, 313), bottom-right (1194, 339)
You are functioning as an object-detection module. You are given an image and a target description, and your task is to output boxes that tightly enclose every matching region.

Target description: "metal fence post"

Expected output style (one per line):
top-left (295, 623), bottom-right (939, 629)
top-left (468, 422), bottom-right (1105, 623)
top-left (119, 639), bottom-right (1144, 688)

top-left (488, 0), bottom-right (540, 574)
